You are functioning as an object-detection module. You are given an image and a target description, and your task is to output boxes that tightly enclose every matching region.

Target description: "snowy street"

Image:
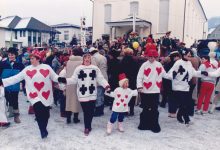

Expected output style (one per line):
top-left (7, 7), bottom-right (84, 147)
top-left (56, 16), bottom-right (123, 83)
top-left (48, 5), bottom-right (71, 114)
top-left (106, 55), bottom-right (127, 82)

top-left (1, 92), bottom-right (220, 150)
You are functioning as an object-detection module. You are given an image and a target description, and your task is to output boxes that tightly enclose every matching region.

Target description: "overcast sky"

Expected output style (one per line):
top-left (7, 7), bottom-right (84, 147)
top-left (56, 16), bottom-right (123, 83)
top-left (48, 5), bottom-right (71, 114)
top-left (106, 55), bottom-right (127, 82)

top-left (0, 0), bottom-right (219, 26)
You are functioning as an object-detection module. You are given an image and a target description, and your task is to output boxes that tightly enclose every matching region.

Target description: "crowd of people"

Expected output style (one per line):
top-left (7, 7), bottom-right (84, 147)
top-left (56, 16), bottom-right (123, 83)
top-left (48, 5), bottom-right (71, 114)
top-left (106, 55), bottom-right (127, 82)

top-left (0, 31), bottom-right (220, 139)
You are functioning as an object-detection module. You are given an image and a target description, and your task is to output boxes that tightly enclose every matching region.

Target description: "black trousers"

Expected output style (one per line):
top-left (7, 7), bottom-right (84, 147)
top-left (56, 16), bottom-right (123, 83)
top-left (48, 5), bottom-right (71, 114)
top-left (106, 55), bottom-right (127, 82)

top-left (80, 101), bottom-right (96, 129)
top-left (138, 93), bottom-right (161, 133)
top-left (168, 91), bottom-right (178, 113)
top-left (5, 91), bottom-right (19, 110)
top-left (188, 84), bottom-right (196, 116)
top-left (128, 96), bottom-right (136, 114)
top-left (33, 102), bottom-right (50, 135)
top-left (173, 91), bottom-right (190, 123)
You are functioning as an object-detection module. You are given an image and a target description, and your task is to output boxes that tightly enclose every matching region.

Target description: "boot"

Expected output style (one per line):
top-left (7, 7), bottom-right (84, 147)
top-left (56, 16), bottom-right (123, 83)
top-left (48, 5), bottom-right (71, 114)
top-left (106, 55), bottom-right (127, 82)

top-left (73, 113), bottom-right (80, 124)
top-left (28, 106), bottom-right (35, 114)
top-left (14, 110), bottom-right (21, 123)
top-left (8, 106), bottom-right (14, 118)
top-left (107, 122), bottom-right (113, 134)
top-left (117, 122), bottom-right (124, 132)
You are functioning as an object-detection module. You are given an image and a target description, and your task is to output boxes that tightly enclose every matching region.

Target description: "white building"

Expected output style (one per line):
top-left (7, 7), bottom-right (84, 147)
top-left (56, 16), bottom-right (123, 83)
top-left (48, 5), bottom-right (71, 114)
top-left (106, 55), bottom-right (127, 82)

top-left (51, 23), bottom-right (82, 44)
top-left (92, 0), bottom-right (208, 47)
top-left (0, 16), bottom-right (55, 48)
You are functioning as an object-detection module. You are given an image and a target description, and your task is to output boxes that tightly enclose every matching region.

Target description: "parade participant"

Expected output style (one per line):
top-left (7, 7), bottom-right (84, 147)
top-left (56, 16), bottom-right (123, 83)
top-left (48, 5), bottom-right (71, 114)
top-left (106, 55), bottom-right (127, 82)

top-left (161, 31), bottom-right (172, 57)
top-left (64, 48), bottom-right (83, 124)
top-left (0, 50), bottom-right (60, 139)
top-left (89, 47), bottom-right (108, 117)
top-left (120, 48), bottom-right (139, 116)
top-left (167, 48), bottom-right (203, 125)
top-left (137, 49), bottom-right (167, 133)
top-left (105, 73), bottom-right (138, 134)
top-left (144, 37), bottom-right (157, 57)
top-left (196, 56), bottom-right (216, 114)
top-left (160, 51), bottom-right (181, 118)
top-left (58, 53), bottom-right (110, 136)
top-left (0, 87), bottom-right (10, 127)
top-left (0, 47), bottom-right (24, 123)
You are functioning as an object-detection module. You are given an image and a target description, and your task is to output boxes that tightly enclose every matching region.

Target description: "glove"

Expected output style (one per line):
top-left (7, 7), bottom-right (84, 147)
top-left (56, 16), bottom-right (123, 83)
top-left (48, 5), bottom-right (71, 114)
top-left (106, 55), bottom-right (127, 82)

top-left (201, 71), bottom-right (208, 76)
top-left (105, 85), bottom-right (111, 91)
top-left (173, 71), bottom-right (177, 79)
top-left (58, 77), bottom-right (67, 84)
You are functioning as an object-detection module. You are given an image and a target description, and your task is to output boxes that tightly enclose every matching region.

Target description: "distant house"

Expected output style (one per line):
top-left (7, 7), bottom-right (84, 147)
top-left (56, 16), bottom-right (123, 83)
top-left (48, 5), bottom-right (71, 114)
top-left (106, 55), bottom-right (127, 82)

top-left (92, 0), bottom-right (208, 47)
top-left (0, 16), bottom-right (57, 48)
top-left (208, 25), bottom-right (220, 40)
top-left (51, 23), bottom-right (81, 44)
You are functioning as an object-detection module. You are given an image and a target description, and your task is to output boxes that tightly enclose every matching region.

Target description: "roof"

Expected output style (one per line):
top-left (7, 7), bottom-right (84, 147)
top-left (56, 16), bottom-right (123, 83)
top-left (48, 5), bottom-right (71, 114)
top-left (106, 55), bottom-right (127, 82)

top-left (51, 23), bottom-right (80, 29)
top-left (0, 16), bottom-right (21, 29)
top-left (106, 17), bottom-right (151, 27)
top-left (0, 16), bottom-right (55, 33)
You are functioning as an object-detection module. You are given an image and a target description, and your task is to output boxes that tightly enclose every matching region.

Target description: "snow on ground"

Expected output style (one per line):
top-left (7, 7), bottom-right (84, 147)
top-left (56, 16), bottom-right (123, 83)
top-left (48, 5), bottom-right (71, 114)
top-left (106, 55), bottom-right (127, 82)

top-left (1, 93), bottom-right (220, 150)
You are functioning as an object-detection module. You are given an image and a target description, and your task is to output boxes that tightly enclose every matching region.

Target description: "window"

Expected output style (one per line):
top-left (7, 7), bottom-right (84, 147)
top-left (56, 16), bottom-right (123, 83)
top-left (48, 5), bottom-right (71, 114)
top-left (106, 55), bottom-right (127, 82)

top-left (28, 31), bottom-right (31, 42)
top-left (104, 4), bottom-right (112, 34)
top-left (64, 31), bottom-right (69, 33)
top-left (15, 31), bottom-right (17, 39)
top-left (64, 34), bottom-right (69, 41)
top-left (33, 32), bottom-right (36, 43)
top-left (20, 31), bottom-right (22, 37)
top-left (130, 1), bottom-right (139, 15)
top-left (56, 34), bottom-right (59, 40)
top-left (158, 0), bottom-right (170, 33)
top-left (23, 31), bottom-right (26, 37)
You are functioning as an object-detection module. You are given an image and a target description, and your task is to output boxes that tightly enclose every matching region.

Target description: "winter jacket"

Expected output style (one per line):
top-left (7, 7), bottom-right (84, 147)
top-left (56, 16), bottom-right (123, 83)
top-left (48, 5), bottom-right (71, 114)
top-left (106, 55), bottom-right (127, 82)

top-left (0, 60), bottom-right (24, 92)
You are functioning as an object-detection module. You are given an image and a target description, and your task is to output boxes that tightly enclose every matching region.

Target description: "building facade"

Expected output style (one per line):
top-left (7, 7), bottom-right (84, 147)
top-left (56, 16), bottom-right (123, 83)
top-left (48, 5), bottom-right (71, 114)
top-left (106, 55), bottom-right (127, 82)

top-left (0, 16), bottom-right (55, 48)
top-left (92, 0), bottom-right (208, 47)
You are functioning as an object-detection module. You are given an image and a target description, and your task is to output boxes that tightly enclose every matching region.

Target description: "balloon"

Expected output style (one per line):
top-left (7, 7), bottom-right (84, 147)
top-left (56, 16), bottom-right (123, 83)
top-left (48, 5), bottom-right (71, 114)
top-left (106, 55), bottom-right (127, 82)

top-left (133, 42), bottom-right (139, 49)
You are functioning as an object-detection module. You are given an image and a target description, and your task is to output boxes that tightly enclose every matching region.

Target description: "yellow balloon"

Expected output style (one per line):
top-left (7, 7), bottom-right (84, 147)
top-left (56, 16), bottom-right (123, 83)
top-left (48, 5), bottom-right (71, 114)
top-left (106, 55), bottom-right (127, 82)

top-left (133, 42), bottom-right (139, 49)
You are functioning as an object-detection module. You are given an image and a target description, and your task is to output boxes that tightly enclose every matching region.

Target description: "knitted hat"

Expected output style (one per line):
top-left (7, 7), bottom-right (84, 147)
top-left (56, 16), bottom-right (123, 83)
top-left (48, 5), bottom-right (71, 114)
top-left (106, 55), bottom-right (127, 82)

top-left (180, 48), bottom-right (189, 56)
top-left (30, 50), bottom-right (41, 59)
top-left (118, 73), bottom-right (128, 87)
top-left (147, 49), bottom-right (159, 57)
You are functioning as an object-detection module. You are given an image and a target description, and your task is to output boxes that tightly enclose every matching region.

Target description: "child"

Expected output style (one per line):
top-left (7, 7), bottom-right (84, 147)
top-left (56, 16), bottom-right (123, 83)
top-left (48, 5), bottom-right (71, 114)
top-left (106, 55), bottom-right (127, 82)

top-left (105, 73), bottom-right (138, 134)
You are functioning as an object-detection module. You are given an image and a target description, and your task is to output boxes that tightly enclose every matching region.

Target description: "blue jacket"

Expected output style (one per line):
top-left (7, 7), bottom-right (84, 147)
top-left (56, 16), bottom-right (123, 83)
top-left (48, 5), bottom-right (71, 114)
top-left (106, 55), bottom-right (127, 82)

top-left (0, 59), bottom-right (25, 92)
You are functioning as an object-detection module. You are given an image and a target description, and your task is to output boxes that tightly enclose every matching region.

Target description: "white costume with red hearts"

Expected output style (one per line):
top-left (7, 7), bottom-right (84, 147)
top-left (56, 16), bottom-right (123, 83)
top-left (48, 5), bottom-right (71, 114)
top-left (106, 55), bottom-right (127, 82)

top-left (2, 64), bottom-right (59, 106)
top-left (106, 87), bottom-right (138, 112)
top-left (137, 60), bottom-right (167, 93)
top-left (66, 64), bottom-right (109, 102)
top-left (0, 87), bottom-right (8, 123)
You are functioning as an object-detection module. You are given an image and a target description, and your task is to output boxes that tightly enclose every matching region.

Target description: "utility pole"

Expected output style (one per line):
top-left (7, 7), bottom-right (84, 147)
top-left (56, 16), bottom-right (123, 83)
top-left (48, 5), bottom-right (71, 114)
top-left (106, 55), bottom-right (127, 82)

top-left (182, 0), bottom-right (187, 42)
top-left (133, 12), bottom-right (136, 32)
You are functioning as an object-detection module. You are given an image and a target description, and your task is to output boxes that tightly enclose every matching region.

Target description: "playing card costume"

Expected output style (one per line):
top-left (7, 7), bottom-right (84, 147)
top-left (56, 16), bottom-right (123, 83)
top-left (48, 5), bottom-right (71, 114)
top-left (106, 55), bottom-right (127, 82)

top-left (105, 73), bottom-right (138, 134)
top-left (1, 60), bottom-right (59, 138)
top-left (0, 87), bottom-right (10, 127)
top-left (66, 64), bottom-right (109, 134)
top-left (167, 49), bottom-right (202, 124)
top-left (136, 50), bottom-right (167, 133)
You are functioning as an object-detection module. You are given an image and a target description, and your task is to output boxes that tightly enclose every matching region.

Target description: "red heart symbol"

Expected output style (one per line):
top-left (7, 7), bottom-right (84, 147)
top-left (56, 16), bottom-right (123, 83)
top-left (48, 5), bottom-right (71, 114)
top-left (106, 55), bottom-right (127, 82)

top-left (144, 68), bottom-right (151, 77)
top-left (144, 82), bottom-right (152, 89)
top-left (124, 104), bottom-right (127, 107)
top-left (125, 95), bottom-right (128, 99)
top-left (116, 102), bottom-right (120, 106)
top-left (121, 99), bottom-right (124, 103)
top-left (40, 69), bottom-right (49, 78)
top-left (117, 94), bottom-right (121, 98)
top-left (34, 82), bottom-right (45, 91)
top-left (26, 70), bottom-right (37, 79)
top-left (156, 67), bottom-right (162, 76)
top-left (42, 90), bottom-right (50, 100)
top-left (156, 81), bottom-right (162, 89)
top-left (29, 92), bottom-right (38, 99)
